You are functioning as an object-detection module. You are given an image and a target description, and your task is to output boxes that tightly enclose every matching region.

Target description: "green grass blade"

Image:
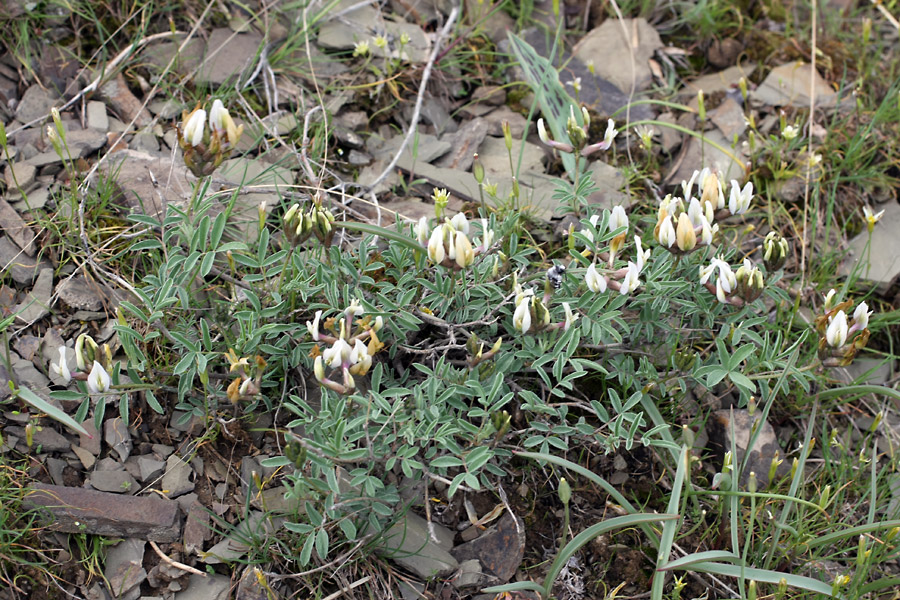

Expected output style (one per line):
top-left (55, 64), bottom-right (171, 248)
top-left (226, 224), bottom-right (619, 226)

top-left (805, 519), bottom-right (900, 548)
top-left (15, 386), bottom-right (90, 438)
top-left (334, 221), bottom-right (422, 253)
top-left (659, 550), bottom-right (741, 570)
top-left (816, 384), bottom-right (900, 403)
top-left (651, 445), bottom-right (688, 600)
top-left (685, 562), bottom-right (832, 595)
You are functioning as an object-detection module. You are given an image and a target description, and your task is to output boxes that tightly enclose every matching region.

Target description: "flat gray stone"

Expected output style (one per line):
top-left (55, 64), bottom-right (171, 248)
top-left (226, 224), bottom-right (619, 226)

top-left (137, 457), bottom-right (165, 483)
top-left (707, 409), bottom-right (789, 487)
top-left (56, 275), bottom-right (106, 311)
top-left (436, 117), bottom-right (488, 170)
top-left (16, 85), bottom-right (58, 123)
top-left (80, 421), bottom-right (101, 456)
top-left (15, 268), bottom-right (52, 325)
top-left (9, 355), bottom-right (53, 402)
top-left (752, 62), bottom-right (839, 108)
top-left (175, 573), bottom-right (230, 600)
top-left (47, 457), bottom-right (67, 486)
top-left (147, 99), bottom-right (183, 120)
top-left (317, 1), bottom-right (429, 63)
top-left (161, 454), bottom-right (194, 498)
top-left (183, 501), bottom-right (211, 555)
top-left (12, 187), bottom-right (51, 212)
top-left (586, 160), bottom-right (630, 210)
top-left (73, 445), bottom-right (97, 470)
top-left (710, 96), bottom-right (747, 140)
top-left (90, 470), bottom-right (138, 494)
top-left (65, 129), bottom-right (108, 157)
top-left (105, 539), bottom-right (147, 600)
top-left (666, 128), bottom-right (746, 188)
top-left (4, 162), bottom-right (37, 191)
top-left (197, 28), bottom-right (263, 85)
top-left (378, 511), bottom-right (458, 578)
top-left (130, 132), bottom-right (160, 153)
top-left (680, 64), bottom-right (756, 98)
top-left (373, 131), bottom-right (451, 165)
top-left (87, 101), bottom-right (109, 131)
top-left (216, 158), bottom-right (294, 189)
top-left (0, 196), bottom-right (36, 254)
top-left (143, 36), bottom-right (206, 77)
top-left (839, 201), bottom-right (900, 292)
top-left (201, 511), bottom-right (274, 564)
top-left (572, 18), bottom-right (662, 93)
top-left (105, 417), bottom-right (133, 462)
top-left (26, 483), bottom-right (182, 542)
top-left (450, 513), bottom-right (525, 583)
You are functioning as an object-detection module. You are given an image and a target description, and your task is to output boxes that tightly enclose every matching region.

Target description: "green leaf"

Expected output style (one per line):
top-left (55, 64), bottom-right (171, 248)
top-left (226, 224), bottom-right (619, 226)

top-left (15, 387), bottom-right (90, 437)
top-left (685, 562), bottom-right (831, 595)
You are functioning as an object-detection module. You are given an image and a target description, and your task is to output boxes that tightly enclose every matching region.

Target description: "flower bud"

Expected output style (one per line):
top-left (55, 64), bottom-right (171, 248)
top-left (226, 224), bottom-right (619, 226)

top-left (825, 310), bottom-right (849, 348)
top-left (502, 120), bottom-right (512, 151)
top-left (454, 231), bottom-right (475, 269)
top-left (697, 89), bottom-right (706, 121)
top-left (736, 259), bottom-right (764, 303)
top-left (473, 154), bottom-right (484, 184)
top-left (558, 477), bottom-right (571, 505)
top-left (675, 212), bottom-right (696, 252)
top-left (763, 231), bottom-right (789, 271)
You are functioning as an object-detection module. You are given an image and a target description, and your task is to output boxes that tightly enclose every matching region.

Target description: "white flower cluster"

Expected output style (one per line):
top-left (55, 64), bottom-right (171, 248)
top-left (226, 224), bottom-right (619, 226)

top-left (50, 334), bottom-right (111, 394)
top-left (699, 256), bottom-right (765, 305)
top-left (580, 207), bottom-right (650, 296)
top-left (822, 289), bottom-right (871, 349)
top-left (511, 281), bottom-right (577, 335)
top-left (654, 168), bottom-right (753, 254)
top-left (308, 299), bottom-right (383, 394)
top-left (414, 212), bottom-right (495, 270)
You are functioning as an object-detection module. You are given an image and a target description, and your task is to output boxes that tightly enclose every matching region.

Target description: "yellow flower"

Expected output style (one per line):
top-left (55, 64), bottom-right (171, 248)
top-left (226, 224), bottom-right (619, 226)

top-left (863, 206), bottom-right (885, 233)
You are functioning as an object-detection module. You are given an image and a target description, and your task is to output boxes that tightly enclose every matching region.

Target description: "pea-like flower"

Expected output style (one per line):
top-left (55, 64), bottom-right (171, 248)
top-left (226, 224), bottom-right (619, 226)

top-left (728, 180), bottom-right (753, 215)
top-left (427, 226), bottom-right (446, 264)
top-left (634, 236), bottom-right (651, 272)
top-left (323, 338), bottom-right (353, 369)
top-left (862, 206), bottom-right (885, 233)
top-left (454, 230), bottom-right (475, 269)
top-left (306, 310), bottom-right (322, 341)
top-left (675, 212), bottom-right (696, 251)
top-left (513, 296), bottom-right (532, 334)
top-left (657, 215), bottom-right (677, 248)
top-left (182, 108), bottom-right (206, 148)
top-left (562, 302), bottom-right (578, 331)
top-left (414, 216), bottom-right (429, 245)
top-left (87, 361), bottom-right (111, 394)
top-left (619, 262), bottom-right (641, 295)
top-left (826, 310), bottom-right (849, 348)
top-left (585, 263), bottom-right (607, 293)
top-left (763, 231), bottom-right (789, 271)
top-left (51, 347), bottom-right (71, 383)
top-left (852, 301), bottom-right (871, 331)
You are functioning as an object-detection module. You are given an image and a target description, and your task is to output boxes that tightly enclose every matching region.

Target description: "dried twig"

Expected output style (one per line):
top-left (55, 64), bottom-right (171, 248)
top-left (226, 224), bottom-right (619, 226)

top-left (148, 541), bottom-right (206, 577)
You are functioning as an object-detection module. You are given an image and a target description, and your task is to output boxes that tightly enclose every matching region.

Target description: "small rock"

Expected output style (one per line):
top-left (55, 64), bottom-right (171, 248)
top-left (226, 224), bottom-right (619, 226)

top-left (0, 235), bottom-right (51, 284)
top-left (183, 501), bottom-right (211, 555)
top-left (73, 445), bottom-right (97, 470)
top-left (216, 158), bottom-right (294, 189)
top-left (13, 187), bottom-right (51, 211)
top-left (450, 513), bottom-right (525, 583)
top-left (4, 162), bottom-right (37, 192)
top-left (706, 409), bottom-right (789, 487)
top-left (13, 335), bottom-right (42, 362)
top-left (56, 275), bottom-right (106, 311)
top-left (143, 36), bottom-right (206, 77)
top-left (371, 131), bottom-right (450, 164)
top-left (752, 62), bottom-right (839, 108)
top-left (16, 85), bottom-right (58, 123)
top-left (839, 200), bottom-right (900, 293)
top-left (147, 99), bottom-right (184, 120)
top-left (175, 573), bottom-right (231, 600)
top-left (655, 112), bottom-right (682, 153)
top-left (161, 454), bottom-right (194, 498)
top-left (460, 526), bottom-right (480, 542)
top-left (87, 101), bottom-right (109, 131)
top-left (9, 424), bottom-right (69, 454)
top-left (680, 64), bottom-right (756, 99)
top-left (452, 559), bottom-right (485, 589)
top-left (436, 117), bottom-right (488, 171)
top-left (137, 456), bottom-right (165, 482)
top-left (333, 128), bottom-right (364, 149)
top-left (105, 417), bottom-right (133, 462)
top-left (337, 111), bottom-right (368, 131)
top-left (90, 470), bottom-right (138, 494)
top-left (346, 149), bottom-right (371, 166)
top-left (130, 132), bottom-right (160, 153)
top-left (483, 106), bottom-right (528, 138)
top-left (665, 129), bottom-right (745, 188)
top-left (710, 96), bottom-right (747, 140)
top-left (80, 421), bottom-right (102, 456)
top-left (46, 457), bottom-right (68, 486)
top-left (571, 18), bottom-right (663, 93)
top-left (378, 511), bottom-right (458, 578)
top-left (236, 566), bottom-right (278, 600)
top-left (472, 85), bottom-right (506, 106)
top-left (15, 267), bottom-right (53, 323)
top-left (0, 197), bottom-right (36, 254)
top-left (26, 483), bottom-right (181, 542)
top-left (66, 129), bottom-right (109, 157)
top-left (197, 29), bottom-right (264, 85)
top-left (202, 511), bottom-right (274, 564)
top-left (105, 539), bottom-right (147, 600)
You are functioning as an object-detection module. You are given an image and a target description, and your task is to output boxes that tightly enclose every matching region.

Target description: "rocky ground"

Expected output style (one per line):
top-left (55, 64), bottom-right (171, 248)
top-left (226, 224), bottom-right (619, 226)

top-left (1, 0), bottom-right (899, 599)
